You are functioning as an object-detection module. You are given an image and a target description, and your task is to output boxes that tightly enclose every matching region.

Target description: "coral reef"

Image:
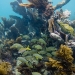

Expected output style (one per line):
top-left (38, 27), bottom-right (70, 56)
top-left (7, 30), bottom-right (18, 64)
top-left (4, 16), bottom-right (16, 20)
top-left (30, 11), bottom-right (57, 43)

top-left (0, 0), bottom-right (75, 75)
top-left (19, 0), bottom-right (71, 18)
top-left (45, 45), bottom-right (75, 75)
top-left (19, 0), bottom-right (54, 18)
top-left (10, 1), bottom-right (45, 37)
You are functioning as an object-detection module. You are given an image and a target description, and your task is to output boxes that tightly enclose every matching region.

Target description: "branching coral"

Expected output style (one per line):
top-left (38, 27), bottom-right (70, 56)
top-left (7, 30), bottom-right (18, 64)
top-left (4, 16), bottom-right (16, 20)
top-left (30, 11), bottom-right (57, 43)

top-left (54, 0), bottom-right (71, 10)
top-left (19, 0), bottom-right (54, 18)
top-left (45, 45), bottom-right (75, 75)
top-left (19, 0), bottom-right (70, 18)
top-left (19, 0), bottom-right (48, 12)
top-left (19, 0), bottom-right (71, 11)
top-left (0, 61), bottom-right (12, 75)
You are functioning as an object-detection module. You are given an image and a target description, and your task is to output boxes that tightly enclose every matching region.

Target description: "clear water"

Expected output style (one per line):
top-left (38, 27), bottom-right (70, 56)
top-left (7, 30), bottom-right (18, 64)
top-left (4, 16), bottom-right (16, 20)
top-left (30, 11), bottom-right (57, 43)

top-left (0, 0), bottom-right (75, 20)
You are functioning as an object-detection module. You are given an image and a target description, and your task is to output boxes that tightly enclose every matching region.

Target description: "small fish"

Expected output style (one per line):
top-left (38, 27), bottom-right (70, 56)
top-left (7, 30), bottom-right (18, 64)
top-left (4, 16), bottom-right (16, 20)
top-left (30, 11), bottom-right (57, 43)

top-left (25, 45), bottom-right (31, 50)
top-left (50, 32), bottom-right (62, 41)
top-left (18, 45), bottom-right (31, 53)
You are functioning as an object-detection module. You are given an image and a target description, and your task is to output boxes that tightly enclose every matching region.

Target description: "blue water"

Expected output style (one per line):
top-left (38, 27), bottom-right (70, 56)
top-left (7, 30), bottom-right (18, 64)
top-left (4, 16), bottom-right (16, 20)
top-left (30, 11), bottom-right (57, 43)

top-left (0, 0), bottom-right (28, 21)
top-left (0, 0), bottom-right (75, 21)
top-left (52, 0), bottom-right (75, 20)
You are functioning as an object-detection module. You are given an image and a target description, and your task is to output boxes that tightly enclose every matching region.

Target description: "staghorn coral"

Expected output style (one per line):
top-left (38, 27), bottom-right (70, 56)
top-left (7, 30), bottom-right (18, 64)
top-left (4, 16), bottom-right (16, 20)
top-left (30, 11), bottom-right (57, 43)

top-left (45, 45), bottom-right (75, 75)
top-left (0, 61), bottom-right (12, 75)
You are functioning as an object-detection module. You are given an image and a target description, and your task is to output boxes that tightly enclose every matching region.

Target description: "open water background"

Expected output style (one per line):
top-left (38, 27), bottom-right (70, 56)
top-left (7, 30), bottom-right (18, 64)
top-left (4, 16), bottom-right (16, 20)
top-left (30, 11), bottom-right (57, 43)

top-left (0, 0), bottom-right (75, 21)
